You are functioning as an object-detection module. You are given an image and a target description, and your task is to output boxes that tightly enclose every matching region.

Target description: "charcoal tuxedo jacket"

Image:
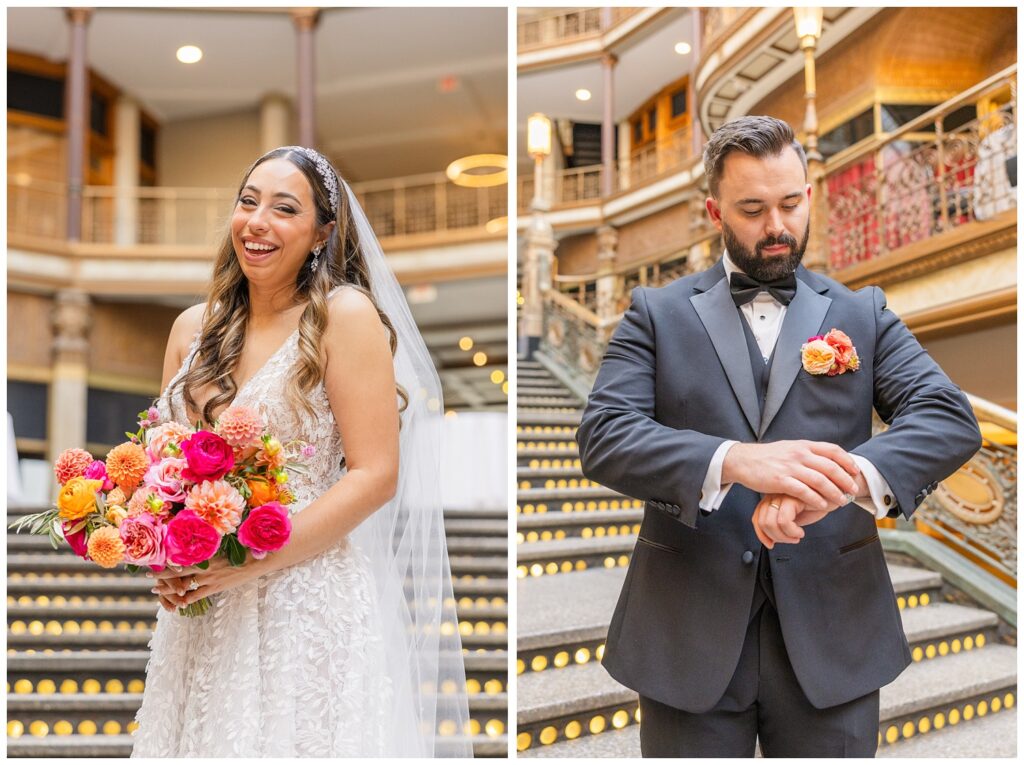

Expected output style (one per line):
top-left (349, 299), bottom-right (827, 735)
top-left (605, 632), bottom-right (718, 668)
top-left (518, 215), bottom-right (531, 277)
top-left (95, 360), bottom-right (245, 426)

top-left (576, 258), bottom-right (982, 712)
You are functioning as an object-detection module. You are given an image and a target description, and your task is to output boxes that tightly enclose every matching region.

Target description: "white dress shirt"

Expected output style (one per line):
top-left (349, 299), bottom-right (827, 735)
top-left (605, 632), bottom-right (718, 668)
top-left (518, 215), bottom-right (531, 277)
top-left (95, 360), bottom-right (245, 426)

top-left (699, 251), bottom-right (896, 519)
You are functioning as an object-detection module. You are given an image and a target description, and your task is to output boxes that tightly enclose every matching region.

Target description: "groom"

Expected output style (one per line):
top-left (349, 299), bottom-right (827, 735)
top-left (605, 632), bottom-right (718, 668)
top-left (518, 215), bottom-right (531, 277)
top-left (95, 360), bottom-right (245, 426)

top-left (576, 116), bottom-right (981, 757)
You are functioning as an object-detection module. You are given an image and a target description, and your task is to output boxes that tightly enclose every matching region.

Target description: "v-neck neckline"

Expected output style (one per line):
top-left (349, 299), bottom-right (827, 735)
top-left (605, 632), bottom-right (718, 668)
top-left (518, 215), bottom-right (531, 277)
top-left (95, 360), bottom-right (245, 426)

top-left (183, 327), bottom-right (299, 427)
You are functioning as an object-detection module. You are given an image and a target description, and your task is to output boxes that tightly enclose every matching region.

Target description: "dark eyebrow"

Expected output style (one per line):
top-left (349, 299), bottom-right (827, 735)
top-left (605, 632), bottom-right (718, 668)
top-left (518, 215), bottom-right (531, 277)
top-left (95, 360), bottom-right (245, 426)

top-left (736, 192), bottom-right (804, 205)
top-left (242, 185), bottom-right (302, 205)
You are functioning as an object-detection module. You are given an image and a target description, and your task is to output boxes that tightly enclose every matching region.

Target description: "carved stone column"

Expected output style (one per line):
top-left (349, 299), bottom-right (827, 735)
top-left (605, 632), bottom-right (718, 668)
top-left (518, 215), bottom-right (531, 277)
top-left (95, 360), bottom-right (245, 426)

top-left (47, 290), bottom-right (92, 496)
top-left (260, 93), bottom-right (293, 153)
top-left (520, 215), bottom-right (556, 359)
top-left (600, 52), bottom-right (618, 198)
top-left (291, 9), bottom-right (320, 148)
top-left (64, 8), bottom-right (93, 242)
top-left (595, 225), bottom-right (621, 320)
top-left (113, 95), bottom-right (140, 246)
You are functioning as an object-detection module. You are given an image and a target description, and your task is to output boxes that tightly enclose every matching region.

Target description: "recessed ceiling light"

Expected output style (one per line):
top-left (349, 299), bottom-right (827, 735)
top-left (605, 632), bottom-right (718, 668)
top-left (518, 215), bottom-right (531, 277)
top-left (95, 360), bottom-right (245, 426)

top-left (575, 89), bottom-right (592, 102)
top-left (674, 42), bottom-right (691, 55)
top-left (176, 45), bottom-right (203, 64)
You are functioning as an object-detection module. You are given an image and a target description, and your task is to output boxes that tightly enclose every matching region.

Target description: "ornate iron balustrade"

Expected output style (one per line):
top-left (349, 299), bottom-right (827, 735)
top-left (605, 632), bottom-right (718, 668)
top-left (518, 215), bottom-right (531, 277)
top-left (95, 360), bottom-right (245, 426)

top-left (540, 290), bottom-right (612, 383)
top-left (9, 172), bottom-right (506, 248)
top-left (914, 395), bottom-right (1017, 584)
top-left (825, 65), bottom-right (1017, 271)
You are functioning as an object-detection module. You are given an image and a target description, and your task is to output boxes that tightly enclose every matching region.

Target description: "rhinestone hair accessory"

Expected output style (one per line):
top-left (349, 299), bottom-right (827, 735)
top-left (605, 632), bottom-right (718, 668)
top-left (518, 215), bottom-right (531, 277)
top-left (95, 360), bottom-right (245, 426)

top-left (278, 145), bottom-right (340, 218)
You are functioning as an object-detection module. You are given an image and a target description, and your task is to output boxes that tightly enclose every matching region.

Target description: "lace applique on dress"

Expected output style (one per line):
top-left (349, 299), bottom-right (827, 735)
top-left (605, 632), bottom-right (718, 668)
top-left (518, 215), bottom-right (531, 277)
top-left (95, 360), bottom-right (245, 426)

top-left (131, 291), bottom-right (392, 757)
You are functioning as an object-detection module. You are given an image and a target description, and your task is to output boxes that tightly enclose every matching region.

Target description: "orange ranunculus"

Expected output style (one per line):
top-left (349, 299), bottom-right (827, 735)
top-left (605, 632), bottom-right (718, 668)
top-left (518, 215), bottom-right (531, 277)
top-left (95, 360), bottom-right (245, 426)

top-left (246, 476), bottom-right (280, 508)
top-left (57, 477), bottom-right (105, 521)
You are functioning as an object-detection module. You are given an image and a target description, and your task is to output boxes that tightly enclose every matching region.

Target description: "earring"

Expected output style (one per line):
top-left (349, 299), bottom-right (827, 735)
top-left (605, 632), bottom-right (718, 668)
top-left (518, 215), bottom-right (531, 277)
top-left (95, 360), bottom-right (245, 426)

top-left (311, 243), bottom-right (323, 270)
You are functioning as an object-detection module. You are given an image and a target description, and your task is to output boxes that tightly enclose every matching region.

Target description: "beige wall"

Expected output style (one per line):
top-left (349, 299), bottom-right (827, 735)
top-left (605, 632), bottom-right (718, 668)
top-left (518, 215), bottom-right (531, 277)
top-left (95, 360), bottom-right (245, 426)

top-left (158, 108), bottom-right (263, 188)
top-left (616, 203), bottom-right (693, 267)
top-left (555, 233), bottom-right (599, 276)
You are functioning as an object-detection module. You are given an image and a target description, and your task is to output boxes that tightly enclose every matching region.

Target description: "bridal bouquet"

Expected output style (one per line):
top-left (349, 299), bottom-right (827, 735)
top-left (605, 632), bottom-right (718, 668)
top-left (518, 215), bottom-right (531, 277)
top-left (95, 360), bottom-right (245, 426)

top-left (11, 404), bottom-right (313, 616)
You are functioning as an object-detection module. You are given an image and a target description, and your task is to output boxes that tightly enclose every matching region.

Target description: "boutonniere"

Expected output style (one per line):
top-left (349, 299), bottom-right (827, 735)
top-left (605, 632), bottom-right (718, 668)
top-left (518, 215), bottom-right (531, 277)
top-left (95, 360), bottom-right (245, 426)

top-left (801, 328), bottom-right (861, 376)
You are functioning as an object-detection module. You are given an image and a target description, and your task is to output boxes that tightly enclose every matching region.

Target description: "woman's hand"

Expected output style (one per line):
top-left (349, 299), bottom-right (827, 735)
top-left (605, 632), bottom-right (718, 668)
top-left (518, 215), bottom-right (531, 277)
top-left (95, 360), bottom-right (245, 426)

top-left (148, 556), bottom-right (257, 610)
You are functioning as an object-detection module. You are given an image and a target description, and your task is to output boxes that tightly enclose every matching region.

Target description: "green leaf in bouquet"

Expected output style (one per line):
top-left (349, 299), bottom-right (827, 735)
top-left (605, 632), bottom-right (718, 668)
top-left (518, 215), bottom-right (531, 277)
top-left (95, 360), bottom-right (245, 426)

top-left (124, 564), bottom-right (141, 575)
top-left (125, 431), bottom-right (138, 440)
top-left (67, 518), bottom-right (89, 535)
top-left (225, 535), bottom-right (247, 567)
top-left (195, 560), bottom-right (210, 570)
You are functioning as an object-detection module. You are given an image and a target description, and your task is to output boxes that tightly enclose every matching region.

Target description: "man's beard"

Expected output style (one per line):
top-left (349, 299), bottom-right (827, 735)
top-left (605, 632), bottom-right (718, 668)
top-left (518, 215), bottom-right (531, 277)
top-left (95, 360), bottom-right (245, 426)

top-left (722, 219), bottom-right (810, 282)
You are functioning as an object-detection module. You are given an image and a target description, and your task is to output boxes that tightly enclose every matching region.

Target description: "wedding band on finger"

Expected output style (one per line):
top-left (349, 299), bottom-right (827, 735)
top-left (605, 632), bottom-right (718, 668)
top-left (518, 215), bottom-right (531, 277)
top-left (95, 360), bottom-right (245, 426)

top-left (842, 493), bottom-right (855, 504)
top-left (187, 578), bottom-right (200, 592)
top-left (769, 502), bottom-right (781, 509)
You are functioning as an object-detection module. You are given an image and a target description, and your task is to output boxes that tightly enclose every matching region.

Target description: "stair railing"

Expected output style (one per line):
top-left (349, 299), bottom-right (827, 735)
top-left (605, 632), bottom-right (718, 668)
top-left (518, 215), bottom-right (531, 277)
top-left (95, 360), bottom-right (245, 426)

top-left (906, 393), bottom-right (1017, 586)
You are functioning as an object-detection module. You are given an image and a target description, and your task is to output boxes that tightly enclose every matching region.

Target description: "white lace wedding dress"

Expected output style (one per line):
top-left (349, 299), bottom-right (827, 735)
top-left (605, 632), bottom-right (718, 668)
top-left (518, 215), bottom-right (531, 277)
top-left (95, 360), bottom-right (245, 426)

top-left (131, 316), bottom-right (392, 756)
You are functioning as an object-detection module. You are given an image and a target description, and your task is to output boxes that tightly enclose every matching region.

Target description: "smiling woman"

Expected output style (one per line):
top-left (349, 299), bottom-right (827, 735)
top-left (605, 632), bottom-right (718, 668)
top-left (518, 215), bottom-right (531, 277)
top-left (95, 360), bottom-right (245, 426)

top-left (130, 146), bottom-right (471, 757)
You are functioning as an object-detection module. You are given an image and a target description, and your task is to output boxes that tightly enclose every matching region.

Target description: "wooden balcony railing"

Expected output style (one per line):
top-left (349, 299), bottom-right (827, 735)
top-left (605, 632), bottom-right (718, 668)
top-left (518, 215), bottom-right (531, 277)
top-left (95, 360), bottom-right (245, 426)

top-left (8, 172), bottom-right (507, 249)
top-left (617, 126), bottom-right (694, 189)
top-left (517, 7), bottom-right (641, 52)
top-left (518, 126), bottom-right (695, 215)
top-left (825, 65), bottom-right (1017, 271)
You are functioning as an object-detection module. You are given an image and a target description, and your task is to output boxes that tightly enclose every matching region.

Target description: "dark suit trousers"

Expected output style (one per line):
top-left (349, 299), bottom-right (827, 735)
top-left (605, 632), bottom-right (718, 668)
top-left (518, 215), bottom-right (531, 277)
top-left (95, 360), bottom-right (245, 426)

top-left (639, 552), bottom-right (880, 758)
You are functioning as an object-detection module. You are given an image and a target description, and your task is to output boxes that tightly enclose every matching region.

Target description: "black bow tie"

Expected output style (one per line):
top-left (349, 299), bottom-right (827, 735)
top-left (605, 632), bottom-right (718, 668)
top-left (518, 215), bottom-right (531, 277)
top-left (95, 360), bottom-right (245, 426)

top-left (729, 272), bottom-right (797, 307)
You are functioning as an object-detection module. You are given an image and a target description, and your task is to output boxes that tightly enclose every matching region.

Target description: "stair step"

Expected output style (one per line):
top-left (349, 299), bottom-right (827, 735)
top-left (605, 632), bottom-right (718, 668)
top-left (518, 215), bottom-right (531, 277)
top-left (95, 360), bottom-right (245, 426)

top-left (517, 431), bottom-right (578, 444)
top-left (516, 644), bottom-right (1016, 749)
top-left (518, 386), bottom-right (573, 396)
top-left (444, 519), bottom-right (509, 536)
top-left (519, 397), bottom-right (582, 407)
top-left (518, 509), bottom-right (643, 531)
top-left (8, 552), bottom-right (506, 577)
top-left (518, 446), bottom-right (581, 459)
top-left (447, 537), bottom-right (509, 555)
top-left (517, 467), bottom-right (585, 480)
top-left (6, 573), bottom-right (506, 600)
top-left (519, 568), bottom-right (625, 652)
top-left (4, 733), bottom-right (508, 758)
top-left (516, 411), bottom-right (581, 426)
top-left (7, 648), bottom-right (506, 675)
top-left (877, 705), bottom-right (1017, 757)
top-left (518, 486), bottom-right (623, 501)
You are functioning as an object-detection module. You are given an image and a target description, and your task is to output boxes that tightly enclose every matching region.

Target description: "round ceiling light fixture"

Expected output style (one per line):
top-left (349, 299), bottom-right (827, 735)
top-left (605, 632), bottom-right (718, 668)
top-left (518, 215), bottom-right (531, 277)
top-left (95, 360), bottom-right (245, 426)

top-left (176, 45), bottom-right (203, 64)
top-left (446, 154), bottom-right (508, 188)
top-left (575, 88), bottom-right (592, 101)
top-left (674, 42), bottom-right (692, 55)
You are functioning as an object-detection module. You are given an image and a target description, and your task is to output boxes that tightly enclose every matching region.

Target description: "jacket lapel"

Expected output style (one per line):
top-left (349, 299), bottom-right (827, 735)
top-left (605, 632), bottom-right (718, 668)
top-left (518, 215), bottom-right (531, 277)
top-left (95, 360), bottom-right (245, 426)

top-left (690, 261), bottom-right (760, 436)
top-left (758, 266), bottom-right (832, 438)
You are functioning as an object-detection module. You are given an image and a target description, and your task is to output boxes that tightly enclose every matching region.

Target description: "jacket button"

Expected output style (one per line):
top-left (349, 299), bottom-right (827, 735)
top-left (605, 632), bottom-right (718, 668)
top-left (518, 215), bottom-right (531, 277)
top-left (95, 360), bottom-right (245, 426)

top-left (742, 550), bottom-right (754, 565)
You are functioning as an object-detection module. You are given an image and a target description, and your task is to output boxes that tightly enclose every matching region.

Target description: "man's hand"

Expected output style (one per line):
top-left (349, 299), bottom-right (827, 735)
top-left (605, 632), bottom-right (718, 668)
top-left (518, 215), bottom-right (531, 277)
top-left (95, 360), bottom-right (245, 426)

top-left (752, 494), bottom-right (805, 549)
top-left (723, 440), bottom-right (860, 512)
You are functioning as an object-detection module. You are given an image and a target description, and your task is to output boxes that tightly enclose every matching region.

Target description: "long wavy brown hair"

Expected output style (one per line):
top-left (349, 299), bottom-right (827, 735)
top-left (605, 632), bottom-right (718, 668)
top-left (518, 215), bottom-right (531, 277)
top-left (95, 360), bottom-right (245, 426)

top-left (166, 147), bottom-right (406, 427)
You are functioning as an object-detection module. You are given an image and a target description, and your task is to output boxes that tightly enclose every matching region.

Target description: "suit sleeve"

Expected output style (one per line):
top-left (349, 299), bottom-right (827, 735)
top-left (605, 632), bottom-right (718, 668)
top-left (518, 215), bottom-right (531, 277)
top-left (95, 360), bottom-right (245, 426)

top-left (849, 287), bottom-right (982, 519)
top-left (576, 287), bottom-right (728, 529)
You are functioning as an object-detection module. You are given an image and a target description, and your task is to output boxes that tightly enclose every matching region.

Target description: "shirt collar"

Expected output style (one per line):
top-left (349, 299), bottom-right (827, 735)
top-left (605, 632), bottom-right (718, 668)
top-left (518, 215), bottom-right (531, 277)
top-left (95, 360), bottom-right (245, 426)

top-left (722, 249), bottom-right (743, 281)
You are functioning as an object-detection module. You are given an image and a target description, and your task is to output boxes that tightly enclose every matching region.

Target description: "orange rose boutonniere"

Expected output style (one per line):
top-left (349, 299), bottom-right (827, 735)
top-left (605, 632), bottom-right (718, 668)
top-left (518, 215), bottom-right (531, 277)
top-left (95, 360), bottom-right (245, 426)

top-left (801, 328), bottom-right (861, 377)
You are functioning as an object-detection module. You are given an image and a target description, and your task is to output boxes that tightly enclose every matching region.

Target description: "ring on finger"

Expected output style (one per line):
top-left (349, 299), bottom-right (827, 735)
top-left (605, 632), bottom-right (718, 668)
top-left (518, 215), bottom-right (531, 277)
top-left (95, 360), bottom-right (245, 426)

top-left (186, 577), bottom-right (200, 592)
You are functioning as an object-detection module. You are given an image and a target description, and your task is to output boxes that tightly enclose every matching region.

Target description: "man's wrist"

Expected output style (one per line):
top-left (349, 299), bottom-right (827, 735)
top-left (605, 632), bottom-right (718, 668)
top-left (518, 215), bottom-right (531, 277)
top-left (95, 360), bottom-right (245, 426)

top-left (720, 441), bottom-right (748, 486)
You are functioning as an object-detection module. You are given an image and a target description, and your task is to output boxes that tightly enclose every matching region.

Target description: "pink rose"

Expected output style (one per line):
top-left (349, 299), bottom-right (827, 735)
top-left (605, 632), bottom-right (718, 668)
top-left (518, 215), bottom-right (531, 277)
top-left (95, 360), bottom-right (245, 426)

top-left (62, 522), bottom-right (90, 560)
top-left (119, 512), bottom-right (168, 570)
top-left (237, 502), bottom-right (292, 559)
top-left (180, 431), bottom-right (235, 483)
top-left (164, 510), bottom-right (221, 566)
top-left (83, 460), bottom-right (115, 492)
top-left (143, 457), bottom-right (188, 503)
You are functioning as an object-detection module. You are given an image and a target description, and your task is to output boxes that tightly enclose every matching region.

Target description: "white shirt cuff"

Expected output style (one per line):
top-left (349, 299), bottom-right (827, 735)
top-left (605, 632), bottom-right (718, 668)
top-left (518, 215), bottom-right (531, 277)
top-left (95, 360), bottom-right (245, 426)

top-left (700, 440), bottom-right (738, 511)
top-left (851, 454), bottom-right (896, 519)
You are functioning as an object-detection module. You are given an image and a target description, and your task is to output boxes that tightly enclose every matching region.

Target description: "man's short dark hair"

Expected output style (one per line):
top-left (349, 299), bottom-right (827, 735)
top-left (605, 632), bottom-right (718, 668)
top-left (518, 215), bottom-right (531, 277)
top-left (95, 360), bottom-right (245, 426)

top-left (703, 116), bottom-right (808, 198)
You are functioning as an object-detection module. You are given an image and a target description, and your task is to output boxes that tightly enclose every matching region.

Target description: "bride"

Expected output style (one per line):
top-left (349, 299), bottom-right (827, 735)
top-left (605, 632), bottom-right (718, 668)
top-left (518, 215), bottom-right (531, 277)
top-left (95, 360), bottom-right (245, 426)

top-left (132, 146), bottom-right (472, 757)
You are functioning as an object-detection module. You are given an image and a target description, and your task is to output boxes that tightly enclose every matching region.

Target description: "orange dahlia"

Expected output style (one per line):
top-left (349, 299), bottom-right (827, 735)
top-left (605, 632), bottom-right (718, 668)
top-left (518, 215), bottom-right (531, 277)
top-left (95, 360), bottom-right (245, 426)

top-left (105, 443), bottom-right (149, 492)
top-left (184, 479), bottom-right (245, 534)
top-left (87, 526), bottom-right (125, 568)
top-left (54, 448), bottom-right (94, 484)
top-left (215, 405), bottom-right (264, 449)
